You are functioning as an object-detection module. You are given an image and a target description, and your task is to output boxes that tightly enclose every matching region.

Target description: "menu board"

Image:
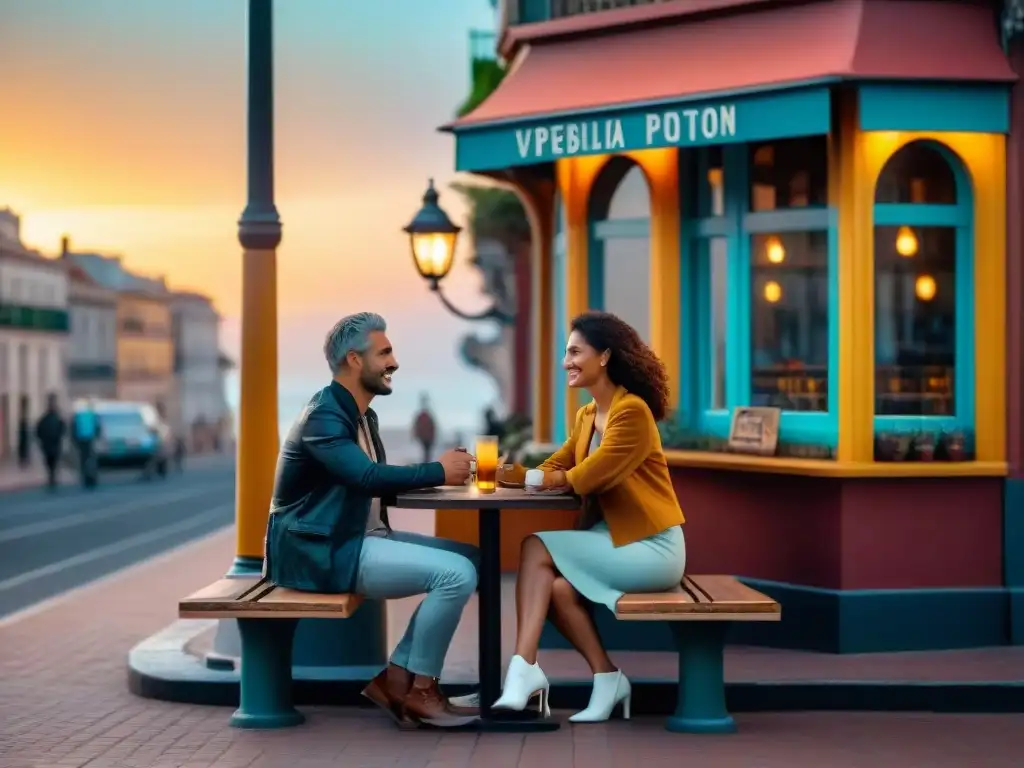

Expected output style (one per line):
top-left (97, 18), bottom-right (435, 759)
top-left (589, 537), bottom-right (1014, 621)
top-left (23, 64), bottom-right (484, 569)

top-left (728, 407), bottom-right (781, 456)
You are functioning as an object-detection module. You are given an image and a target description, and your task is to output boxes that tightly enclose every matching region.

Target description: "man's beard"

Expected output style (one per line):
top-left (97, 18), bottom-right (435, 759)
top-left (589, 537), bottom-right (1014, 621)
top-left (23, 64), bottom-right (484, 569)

top-left (360, 368), bottom-right (393, 396)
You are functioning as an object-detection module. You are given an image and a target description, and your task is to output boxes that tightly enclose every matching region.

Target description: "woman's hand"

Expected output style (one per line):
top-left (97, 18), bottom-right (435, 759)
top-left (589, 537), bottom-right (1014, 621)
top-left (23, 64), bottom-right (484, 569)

top-left (542, 470), bottom-right (572, 492)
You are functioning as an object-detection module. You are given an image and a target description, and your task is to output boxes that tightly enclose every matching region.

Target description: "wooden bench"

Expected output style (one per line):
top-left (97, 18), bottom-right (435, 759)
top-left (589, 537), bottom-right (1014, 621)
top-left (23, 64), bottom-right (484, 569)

top-left (180, 577), bottom-right (362, 728)
top-left (183, 573), bottom-right (778, 731)
top-left (615, 574), bottom-right (781, 734)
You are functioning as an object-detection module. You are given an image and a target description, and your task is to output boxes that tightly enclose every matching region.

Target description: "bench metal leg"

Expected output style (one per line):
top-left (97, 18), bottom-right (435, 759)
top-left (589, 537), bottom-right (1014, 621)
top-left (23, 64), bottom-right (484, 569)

top-left (230, 618), bottom-right (305, 729)
top-left (666, 622), bottom-right (736, 734)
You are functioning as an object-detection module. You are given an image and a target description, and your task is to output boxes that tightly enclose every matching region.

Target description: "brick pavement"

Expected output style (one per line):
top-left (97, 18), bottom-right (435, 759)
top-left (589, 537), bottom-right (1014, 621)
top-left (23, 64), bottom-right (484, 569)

top-left (2, 521), bottom-right (1024, 767)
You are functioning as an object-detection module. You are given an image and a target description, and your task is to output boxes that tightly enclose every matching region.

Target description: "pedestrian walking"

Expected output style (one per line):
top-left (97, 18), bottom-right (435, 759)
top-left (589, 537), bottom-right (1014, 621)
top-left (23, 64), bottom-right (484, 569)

top-left (412, 393), bottom-right (437, 463)
top-left (17, 412), bottom-right (30, 468)
top-left (72, 399), bottom-right (101, 488)
top-left (34, 393), bottom-right (66, 491)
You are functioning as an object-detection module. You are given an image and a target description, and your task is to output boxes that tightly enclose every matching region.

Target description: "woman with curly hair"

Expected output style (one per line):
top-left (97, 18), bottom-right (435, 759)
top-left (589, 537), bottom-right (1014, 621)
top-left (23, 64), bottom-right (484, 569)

top-left (493, 311), bottom-right (686, 723)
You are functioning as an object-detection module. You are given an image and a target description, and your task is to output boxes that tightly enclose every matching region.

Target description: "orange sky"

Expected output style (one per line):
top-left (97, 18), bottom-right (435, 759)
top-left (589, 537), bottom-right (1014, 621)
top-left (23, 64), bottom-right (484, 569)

top-left (0, 0), bottom-right (505, 430)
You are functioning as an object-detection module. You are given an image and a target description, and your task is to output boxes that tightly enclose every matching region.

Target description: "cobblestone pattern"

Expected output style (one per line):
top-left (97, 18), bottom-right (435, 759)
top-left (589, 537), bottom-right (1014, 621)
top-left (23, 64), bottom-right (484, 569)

top-left (2, 527), bottom-right (1024, 767)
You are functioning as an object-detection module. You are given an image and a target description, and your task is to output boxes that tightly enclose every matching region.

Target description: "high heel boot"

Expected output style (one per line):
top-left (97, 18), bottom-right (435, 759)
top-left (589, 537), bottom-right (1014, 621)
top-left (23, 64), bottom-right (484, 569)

top-left (492, 655), bottom-right (551, 716)
top-left (568, 670), bottom-right (631, 723)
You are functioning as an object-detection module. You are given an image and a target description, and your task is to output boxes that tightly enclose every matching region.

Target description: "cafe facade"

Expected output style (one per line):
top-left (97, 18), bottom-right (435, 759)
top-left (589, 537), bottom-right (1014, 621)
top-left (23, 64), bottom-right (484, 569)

top-left (440, 0), bottom-right (1024, 654)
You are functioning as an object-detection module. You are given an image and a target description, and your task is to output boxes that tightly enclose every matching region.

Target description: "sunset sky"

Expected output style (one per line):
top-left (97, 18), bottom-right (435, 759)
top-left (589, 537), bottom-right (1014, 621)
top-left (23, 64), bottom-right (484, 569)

top-left (0, 0), bottom-right (504, 433)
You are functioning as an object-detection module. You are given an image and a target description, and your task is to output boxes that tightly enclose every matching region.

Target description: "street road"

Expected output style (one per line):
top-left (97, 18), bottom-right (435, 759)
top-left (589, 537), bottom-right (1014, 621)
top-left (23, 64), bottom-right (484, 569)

top-left (0, 455), bottom-right (236, 619)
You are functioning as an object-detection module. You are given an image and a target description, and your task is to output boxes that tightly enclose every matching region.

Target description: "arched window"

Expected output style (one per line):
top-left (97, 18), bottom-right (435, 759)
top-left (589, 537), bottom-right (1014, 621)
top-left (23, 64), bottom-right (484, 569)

top-left (587, 157), bottom-right (652, 342)
top-left (872, 141), bottom-right (973, 459)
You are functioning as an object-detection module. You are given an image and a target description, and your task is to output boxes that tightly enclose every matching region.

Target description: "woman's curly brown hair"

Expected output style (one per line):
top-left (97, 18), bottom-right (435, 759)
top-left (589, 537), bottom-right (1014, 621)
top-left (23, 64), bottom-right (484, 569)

top-left (570, 311), bottom-right (670, 421)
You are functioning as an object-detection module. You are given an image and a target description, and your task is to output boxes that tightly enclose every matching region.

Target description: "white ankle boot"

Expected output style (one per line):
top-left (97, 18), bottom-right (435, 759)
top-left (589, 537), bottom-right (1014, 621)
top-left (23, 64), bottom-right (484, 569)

top-left (569, 670), bottom-right (631, 723)
top-left (492, 655), bottom-right (550, 716)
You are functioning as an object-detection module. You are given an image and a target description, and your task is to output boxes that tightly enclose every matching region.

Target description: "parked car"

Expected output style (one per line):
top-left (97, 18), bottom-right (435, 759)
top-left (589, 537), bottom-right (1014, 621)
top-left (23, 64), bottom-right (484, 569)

top-left (77, 401), bottom-right (171, 478)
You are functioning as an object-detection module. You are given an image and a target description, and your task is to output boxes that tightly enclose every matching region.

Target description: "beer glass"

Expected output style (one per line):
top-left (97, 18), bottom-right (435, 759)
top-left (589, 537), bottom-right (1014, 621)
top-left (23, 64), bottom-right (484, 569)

top-left (475, 435), bottom-right (499, 494)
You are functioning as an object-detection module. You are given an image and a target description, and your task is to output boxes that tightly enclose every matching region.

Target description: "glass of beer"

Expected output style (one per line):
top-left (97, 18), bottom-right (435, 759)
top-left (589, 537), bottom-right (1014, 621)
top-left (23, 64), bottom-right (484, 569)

top-left (475, 435), bottom-right (499, 494)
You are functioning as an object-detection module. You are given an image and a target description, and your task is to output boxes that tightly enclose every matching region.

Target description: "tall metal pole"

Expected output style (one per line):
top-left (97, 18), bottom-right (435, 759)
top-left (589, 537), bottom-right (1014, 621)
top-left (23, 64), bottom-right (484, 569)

top-left (212, 0), bottom-right (386, 675)
top-left (233, 0), bottom-right (281, 574)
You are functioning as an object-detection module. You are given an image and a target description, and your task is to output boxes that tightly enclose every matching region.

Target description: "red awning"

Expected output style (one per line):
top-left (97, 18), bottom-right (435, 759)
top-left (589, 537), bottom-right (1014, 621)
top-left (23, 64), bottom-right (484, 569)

top-left (452, 0), bottom-right (1015, 129)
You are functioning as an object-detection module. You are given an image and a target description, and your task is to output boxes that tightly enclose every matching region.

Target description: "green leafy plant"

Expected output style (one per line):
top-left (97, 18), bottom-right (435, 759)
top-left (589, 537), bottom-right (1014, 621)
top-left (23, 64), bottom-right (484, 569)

top-left (449, 182), bottom-right (530, 244)
top-left (456, 57), bottom-right (506, 118)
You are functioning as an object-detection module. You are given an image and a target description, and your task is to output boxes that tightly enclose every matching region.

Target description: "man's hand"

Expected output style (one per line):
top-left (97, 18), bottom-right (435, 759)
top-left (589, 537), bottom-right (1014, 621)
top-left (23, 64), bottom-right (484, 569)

top-left (438, 448), bottom-right (475, 486)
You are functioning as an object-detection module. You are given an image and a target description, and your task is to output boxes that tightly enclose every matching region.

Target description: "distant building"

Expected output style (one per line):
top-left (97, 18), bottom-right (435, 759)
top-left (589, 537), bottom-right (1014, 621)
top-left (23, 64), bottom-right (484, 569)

top-left (61, 240), bottom-right (175, 427)
top-left (0, 209), bottom-right (70, 461)
top-left (171, 291), bottom-right (233, 452)
top-left (66, 263), bottom-right (117, 401)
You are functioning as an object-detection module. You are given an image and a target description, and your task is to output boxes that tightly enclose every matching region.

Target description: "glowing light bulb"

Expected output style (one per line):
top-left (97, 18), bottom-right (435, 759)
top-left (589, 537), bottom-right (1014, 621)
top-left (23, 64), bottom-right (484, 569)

top-left (764, 280), bottom-right (782, 303)
top-left (915, 274), bottom-right (936, 301)
top-left (895, 226), bottom-right (918, 258)
top-left (766, 235), bottom-right (785, 264)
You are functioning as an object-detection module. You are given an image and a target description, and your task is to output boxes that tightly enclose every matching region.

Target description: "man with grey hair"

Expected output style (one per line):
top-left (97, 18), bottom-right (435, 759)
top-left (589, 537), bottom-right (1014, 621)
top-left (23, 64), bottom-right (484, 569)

top-left (264, 312), bottom-right (478, 729)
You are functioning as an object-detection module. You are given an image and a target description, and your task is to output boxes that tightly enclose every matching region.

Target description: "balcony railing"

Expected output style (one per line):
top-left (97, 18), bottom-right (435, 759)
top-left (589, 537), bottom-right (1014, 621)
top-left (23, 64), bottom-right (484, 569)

top-left (0, 303), bottom-right (69, 333)
top-left (68, 362), bottom-right (117, 381)
top-left (514, 0), bottom-right (665, 25)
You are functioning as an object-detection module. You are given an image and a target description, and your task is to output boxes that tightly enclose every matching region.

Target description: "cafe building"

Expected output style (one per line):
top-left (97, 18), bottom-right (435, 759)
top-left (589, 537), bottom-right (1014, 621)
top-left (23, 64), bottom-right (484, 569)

top-left (441, 0), bottom-right (1024, 653)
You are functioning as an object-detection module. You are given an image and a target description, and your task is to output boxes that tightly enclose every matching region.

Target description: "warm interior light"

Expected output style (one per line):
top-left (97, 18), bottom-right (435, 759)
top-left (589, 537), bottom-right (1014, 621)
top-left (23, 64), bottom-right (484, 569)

top-left (915, 274), bottom-right (936, 301)
top-left (765, 235), bottom-right (785, 264)
top-left (764, 280), bottom-right (782, 303)
top-left (895, 226), bottom-right (919, 258)
top-left (410, 232), bottom-right (457, 281)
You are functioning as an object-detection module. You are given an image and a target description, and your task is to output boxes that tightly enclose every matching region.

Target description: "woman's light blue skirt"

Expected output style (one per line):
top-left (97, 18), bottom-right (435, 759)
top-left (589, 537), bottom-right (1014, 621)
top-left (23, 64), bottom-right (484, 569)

top-left (535, 521), bottom-right (686, 612)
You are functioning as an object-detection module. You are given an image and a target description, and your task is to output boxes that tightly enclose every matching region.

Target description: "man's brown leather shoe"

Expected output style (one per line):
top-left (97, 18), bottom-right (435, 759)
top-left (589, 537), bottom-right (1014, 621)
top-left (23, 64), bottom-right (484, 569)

top-left (361, 667), bottom-right (418, 730)
top-left (404, 680), bottom-right (478, 728)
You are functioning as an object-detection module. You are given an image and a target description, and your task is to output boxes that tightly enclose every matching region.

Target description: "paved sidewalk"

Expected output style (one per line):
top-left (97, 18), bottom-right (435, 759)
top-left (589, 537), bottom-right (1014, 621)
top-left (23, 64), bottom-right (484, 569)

top-left (2, 523), bottom-right (1024, 767)
top-left (0, 463), bottom-right (74, 493)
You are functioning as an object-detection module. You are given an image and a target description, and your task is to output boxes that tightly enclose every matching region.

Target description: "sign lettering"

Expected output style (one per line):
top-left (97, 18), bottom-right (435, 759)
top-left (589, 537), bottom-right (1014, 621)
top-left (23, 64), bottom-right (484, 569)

top-left (514, 104), bottom-right (737, 161)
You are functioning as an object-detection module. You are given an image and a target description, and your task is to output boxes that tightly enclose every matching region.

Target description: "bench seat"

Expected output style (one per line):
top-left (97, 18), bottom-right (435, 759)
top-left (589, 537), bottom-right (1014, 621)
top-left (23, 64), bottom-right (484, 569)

top-left (615, 574), bottom-right (781, 734)
top-left (180, 577), bottom-right (362, 620)
top-left (181, 573), bottom-right (778, 732)
top-left (179, 577), bottom-right (362, 729)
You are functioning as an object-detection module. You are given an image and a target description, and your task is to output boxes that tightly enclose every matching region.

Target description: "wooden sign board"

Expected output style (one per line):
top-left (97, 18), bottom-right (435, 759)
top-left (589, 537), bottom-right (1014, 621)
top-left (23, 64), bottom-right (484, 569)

top-left (727, 407), bottom-right (780, 456)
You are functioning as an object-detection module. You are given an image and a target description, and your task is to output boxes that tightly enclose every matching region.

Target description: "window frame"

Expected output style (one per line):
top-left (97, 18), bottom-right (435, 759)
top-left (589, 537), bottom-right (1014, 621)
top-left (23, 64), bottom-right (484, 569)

top-left (679, 142), bottom-right (840, 448)
top-left (585, 160), bottom-right (652, 332)
top-left (871, 141), bottom-right (975, 437)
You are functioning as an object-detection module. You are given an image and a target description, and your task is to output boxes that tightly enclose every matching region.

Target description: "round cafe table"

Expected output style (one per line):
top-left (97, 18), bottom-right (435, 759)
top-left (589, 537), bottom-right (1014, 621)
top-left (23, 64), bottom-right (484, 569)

top-left (395, 486), bottom-right (579, 731)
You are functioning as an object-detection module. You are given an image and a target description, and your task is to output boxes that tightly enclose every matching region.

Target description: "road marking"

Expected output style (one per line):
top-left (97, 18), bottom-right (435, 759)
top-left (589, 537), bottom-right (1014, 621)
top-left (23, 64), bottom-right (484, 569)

top-left (0, 468), bottom-right (234, 520)
top-left (0, 503), bottom-right (233, 593)
top-left (0, 526), bottom-right (234, 629)
top-left (0, 483), bottom-right (233, 543)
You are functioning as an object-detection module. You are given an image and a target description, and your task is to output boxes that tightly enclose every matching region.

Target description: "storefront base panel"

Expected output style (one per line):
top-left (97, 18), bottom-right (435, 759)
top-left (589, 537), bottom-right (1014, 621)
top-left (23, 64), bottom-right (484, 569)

top-left (1007, 479), bottom-right (1024, 645)
top-left (1011, 588), bottom-right (1024, 646)
top-left (670, 467), bottom-right (1004, 590)
top-left (539, 582), bottom-right (1011, 654)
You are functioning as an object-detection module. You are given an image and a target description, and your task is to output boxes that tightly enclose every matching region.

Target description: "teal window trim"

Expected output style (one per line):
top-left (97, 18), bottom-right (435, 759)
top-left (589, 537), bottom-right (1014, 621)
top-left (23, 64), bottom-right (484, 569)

top-left (680, 144), bottom-right (839, 448)
top-left (872, 172), bottom-right (974, 436)
top-left (592, 218), bottom-right (650, 239)
top-left (552, 196), bottom-right (568, 444)
top-left (589, 216), bottom-right (650, 316)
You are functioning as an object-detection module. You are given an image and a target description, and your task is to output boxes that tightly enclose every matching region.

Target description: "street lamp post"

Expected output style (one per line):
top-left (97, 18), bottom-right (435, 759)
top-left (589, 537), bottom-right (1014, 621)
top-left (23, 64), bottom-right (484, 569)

top-left (405, 179), bottom-right (515, 323)
top-left (210, 0), bottom-right (386, 679)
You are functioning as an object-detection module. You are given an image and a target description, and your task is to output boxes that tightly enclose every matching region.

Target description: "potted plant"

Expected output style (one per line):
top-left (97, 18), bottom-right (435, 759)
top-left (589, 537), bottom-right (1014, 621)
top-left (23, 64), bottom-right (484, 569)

top-left (942, 429), bottom-right (968, 461)
top-left (875, 432), bottom-right (897, 461)
top-left (913, 431), bottom-right (936, 462)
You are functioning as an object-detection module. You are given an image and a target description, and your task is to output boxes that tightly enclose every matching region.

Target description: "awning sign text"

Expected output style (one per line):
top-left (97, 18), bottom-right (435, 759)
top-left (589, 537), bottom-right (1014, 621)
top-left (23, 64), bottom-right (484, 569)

top-left (514, 105), bottom-right (737, 161)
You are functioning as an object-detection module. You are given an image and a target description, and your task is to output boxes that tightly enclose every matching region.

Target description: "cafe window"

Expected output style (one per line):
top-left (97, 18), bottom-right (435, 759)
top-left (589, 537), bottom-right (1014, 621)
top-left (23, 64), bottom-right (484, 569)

top-left (680, 136), bottom-right (836, 454)
top-left (872, 141), bottom-right (974, 459)
top-left (587, 157), bottom-right (652, 342)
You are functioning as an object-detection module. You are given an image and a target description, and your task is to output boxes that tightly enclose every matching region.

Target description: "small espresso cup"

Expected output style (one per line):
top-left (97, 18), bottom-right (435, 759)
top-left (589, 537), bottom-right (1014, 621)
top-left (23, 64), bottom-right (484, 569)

top-left (524, 469), bottom-right (544, 488)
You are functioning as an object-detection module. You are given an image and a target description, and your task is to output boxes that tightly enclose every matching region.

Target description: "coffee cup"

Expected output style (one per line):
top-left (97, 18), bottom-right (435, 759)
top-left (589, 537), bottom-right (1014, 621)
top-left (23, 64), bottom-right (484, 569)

top-left (524, 469), bottom-right (544, 488)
